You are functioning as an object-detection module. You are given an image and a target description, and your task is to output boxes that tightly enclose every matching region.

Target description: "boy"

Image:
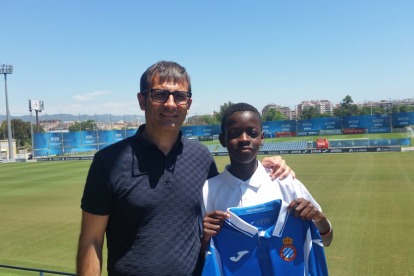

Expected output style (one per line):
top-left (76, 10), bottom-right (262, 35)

top-left (201, 103), bottom-right (333, 275)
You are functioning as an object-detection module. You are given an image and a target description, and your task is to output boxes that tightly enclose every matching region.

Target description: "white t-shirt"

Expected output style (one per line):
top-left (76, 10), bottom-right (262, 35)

top-left (202, 161), bottom-right (321, 215)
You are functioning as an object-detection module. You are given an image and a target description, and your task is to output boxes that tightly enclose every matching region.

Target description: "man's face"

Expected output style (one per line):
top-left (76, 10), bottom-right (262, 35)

top-left (138, 80), bottom-right (192, 133)
top-left (220, 111), bottom-right (264, 164)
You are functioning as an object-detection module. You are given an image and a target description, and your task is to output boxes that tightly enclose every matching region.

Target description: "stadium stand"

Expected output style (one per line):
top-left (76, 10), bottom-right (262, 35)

top-left (206, 142), bottom-right (308, 154)
top-left (205, 144), bottom-right (220, 152)
top-left (260, 141), bottom-right (308, 151)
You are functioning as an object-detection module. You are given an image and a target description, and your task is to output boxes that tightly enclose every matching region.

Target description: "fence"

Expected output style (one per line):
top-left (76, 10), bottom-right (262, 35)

top-left (0, 264), bottom-right (76, 276)
top-left (32, 112), bottom-right (414, 156)
top-left (181, 112), bottom-right (414, 137)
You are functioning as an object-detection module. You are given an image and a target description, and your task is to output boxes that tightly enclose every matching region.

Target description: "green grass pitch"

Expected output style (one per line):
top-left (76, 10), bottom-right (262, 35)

top-left (1, 152), bottom-right (414, 275)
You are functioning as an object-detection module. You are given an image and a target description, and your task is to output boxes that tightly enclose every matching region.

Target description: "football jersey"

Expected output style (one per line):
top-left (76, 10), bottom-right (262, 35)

top-left (202, 199), bottom-right (328, 276)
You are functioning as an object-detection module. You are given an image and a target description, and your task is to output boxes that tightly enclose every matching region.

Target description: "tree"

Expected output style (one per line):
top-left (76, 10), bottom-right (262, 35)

top-left (0, 119), bottom-right (44, 148)
top-left (342, 95), bottom-right (353, 107)
top-left (200, 115), bottom-right (220, 125)
top-left (69, 120), bottom-right (97, 132)
top-left (319, 113), bottom-right (333, 118)
top-left (399, 104), bottom-right (408, 113)
top-left (299, 106), bottom-right (319, 119)
top-left (359, 107), bottom-right (371, 115)
top-left (392, 105), bottom-right (399, 113)
top-left (263, 108), bottom-right (287, 121)
top-left (333, 95), bottom-right (360, 117)
top-left (215, 102), bottom-right (235, 123)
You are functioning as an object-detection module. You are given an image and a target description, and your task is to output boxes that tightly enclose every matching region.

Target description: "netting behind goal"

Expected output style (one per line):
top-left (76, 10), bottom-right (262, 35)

top-left (407, 127), bottom-right (414, 138)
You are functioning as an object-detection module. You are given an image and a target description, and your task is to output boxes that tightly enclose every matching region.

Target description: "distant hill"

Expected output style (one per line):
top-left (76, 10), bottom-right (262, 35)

top-left (0, 114), bottom-right (145, 123)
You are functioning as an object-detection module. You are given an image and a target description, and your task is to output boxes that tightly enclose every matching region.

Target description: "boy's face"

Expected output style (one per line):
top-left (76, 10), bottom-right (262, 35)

top-left (220, 111), bottom-right (264, 164)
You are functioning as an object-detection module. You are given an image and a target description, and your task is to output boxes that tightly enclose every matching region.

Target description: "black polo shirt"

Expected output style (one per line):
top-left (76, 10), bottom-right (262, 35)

top-left (81, 125), bottom-right (219, 276)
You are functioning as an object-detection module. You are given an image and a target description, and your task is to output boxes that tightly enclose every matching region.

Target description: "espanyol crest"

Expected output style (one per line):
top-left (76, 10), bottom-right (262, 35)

top-left (280, 236), bottom-right (297, 261)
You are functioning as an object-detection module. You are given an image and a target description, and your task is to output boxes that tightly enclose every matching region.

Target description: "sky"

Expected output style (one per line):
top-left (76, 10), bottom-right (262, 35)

top-left (1, 0), bottom-right (413, 118)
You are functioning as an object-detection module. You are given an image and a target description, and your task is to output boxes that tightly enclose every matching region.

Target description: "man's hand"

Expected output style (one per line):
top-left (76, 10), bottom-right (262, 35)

top-left (261, 156), bottom-right (295, 180)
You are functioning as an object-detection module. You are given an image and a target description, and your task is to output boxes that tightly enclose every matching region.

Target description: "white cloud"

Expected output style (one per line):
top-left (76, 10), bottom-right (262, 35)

top-left (72, 91), bottom-right (111, 101)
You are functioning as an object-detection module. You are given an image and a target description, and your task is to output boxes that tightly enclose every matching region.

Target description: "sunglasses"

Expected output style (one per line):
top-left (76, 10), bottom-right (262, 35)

top-left (141, 89), bottom-right (192, 105)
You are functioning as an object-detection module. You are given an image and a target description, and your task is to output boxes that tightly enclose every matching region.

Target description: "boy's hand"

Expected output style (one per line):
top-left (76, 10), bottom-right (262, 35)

top-left (261, 156), bottom-right (296, 180)
top-left (287, 198), bottom-right (325, 222)
top-left (202, 211), bottom-right (230, 242)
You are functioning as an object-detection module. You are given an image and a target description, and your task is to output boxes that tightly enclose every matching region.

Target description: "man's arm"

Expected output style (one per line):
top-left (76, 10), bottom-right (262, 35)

top-left (261, 156), bottom-right (296, 180)
top-left (77, 211), bottom-right (109, 276)
top-left (287, 198), bottom-right (333, 247)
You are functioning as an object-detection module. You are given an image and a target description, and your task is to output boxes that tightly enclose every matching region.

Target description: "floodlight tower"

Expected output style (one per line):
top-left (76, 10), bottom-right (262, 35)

top-left (29, 100), bottom-right (44, 159)
top-left (1, 64), bottom-right (14, 159)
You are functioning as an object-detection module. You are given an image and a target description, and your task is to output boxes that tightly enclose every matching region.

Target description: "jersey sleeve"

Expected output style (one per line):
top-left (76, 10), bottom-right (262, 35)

top-left (308, 222), bottom-right (329, 276)
top-left (202, 238), bottom-right (224, 276)
top-left (81, 151), bottom-right (113, 215)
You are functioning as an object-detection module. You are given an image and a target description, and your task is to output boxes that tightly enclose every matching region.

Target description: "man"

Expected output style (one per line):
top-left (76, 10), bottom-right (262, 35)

top-left (77, 61), bottom-right (293, 275)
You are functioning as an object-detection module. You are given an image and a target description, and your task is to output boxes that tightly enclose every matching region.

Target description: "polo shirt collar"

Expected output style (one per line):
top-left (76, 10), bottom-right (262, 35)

top-left (223, 161), bottom-right (267, 189)
top-left (135, 124), bottom-right (184, 152)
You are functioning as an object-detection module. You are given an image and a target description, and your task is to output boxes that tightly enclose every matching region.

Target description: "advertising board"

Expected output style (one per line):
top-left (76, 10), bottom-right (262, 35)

top-left (366, 114), bottom-right (390, 128)
top-left (34, 133), bottom-right (48, 149)
top-left (342, 128), bottom-right (366, 134)
top-left (297, 119), bottom-right (319, 131)
top-left (275, 120), bottom-right (296, 132)
top-left (209, 147), bottom-right (401, 156)
top-left (181, 126), bottom-right (197, 137)
top-left (276, 132), bottom-right (296, 138)
top-left (81, 131), bottom-right (98, 144)
top-left (297, 131), bottom-right (319, 136)
top-left (262, 121), bottom-right (276, 133)
top-left (48, 132), bottom-right (62, 148)
top-left (342, 115), bottom-right (367, 129)
top-left (318, 117), bottom-right (341, 130)
top-left (367, 127), bottom-right (391, 134)
top-left (391, 112), bottom-right (414, 127)
top-left (319, 129), bottom-right (342, 135)
top-left (63, 132), bottom-right (81, 147)
top-left (112, 130), bottom-right (126, 142)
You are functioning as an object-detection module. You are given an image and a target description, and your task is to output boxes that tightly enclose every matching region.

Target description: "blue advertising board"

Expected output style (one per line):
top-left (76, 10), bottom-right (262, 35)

top-left (370, 139), bottom-right (399, 146)
top-left (63, 132), bottom-right (81, 147)
top-left (366, 114), bottom-right (390, 128)
top-left (97, 131), bottom-right (113, 144)
top-left (297, 119), bottom-right (319, 131)
top-left (297, 131), bottom-right (319, 136)
top-left (34, 133), bottom-right (48, 149)
top-left (329, 140), bottom-right (369, 147)
top-left (126, 129), bottom-right (136, 138)
top-left (81, 131), bottom-right (98, 144)
top-left (262, 121), bottom-right (276, 133)
top-left (275, 120), bottom-right (296, 132)
top-left (197, 125), bottom-right (218, 136)
top-left (112, 130), bottom-right (126, 142)
top-left (392, 112), bottom-right (414, 127)
top-left (318, 117), bottom-right (341, 130)
top-left (367, 127), bottom-right (391, 134)
top-left (48, 133), bottom-right (63, 148)
top-left (181, 126), bottom-right (197, 137)
top-left (400, 138), bottom-right (411, 146)
top-left (342, 115), bottom-right (367, 129)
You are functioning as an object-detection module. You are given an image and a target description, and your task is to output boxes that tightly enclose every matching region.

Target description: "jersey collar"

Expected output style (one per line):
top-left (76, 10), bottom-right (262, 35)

top-left (225, 199), bottom-right (290, 238)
